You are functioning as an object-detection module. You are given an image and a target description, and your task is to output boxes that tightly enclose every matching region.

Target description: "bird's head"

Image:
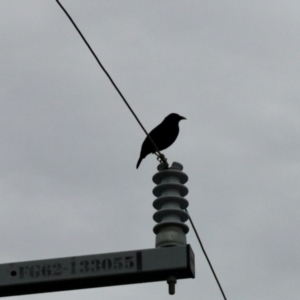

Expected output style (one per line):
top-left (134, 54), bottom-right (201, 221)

top-left (165, 113), bottom-right (186, 122)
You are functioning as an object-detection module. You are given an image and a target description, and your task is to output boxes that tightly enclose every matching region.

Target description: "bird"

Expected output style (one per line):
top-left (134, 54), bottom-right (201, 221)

top-left (136, 113), bottom-right (186, 169)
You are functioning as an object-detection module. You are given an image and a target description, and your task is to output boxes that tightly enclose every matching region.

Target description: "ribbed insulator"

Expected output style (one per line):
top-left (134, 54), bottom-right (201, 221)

top-left (152, 162), bottom-right (189, 248)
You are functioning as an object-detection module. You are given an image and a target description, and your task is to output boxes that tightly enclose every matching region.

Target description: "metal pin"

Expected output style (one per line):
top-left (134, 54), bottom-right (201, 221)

top-left (167, 276), bottom-right (177, 295)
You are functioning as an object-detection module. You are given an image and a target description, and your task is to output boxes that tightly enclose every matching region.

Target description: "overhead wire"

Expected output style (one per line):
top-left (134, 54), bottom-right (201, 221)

top-left (56, 0), bottom-right (168, 167)
top-left (186, 209), bottom-right (228, 300)
top-left (56, 1), bottom-right (227, 299)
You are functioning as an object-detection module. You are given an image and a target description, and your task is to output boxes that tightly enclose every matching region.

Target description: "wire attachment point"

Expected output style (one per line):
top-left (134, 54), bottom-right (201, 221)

top-left (156, 153), bottom-right (168, 168)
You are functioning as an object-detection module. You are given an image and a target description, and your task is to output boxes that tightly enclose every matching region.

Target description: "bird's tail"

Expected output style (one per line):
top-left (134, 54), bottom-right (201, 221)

top-left (136, 157), bottom-right (143, 169)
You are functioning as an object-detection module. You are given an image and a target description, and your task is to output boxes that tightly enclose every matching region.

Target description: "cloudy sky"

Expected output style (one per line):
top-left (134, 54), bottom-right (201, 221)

top-left (1, 1), bottom-right (300, 299)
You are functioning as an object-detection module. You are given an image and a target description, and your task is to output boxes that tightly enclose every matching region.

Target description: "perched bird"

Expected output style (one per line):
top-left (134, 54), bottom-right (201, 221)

top-left (136, 113), bottom-right (186, 169)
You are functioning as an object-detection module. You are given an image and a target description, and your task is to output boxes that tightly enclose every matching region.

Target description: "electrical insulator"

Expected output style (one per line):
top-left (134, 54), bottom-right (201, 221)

top-left (152, 162), bottom-right (190, 294)
top-left (152, 161), bottom-right (189, 248)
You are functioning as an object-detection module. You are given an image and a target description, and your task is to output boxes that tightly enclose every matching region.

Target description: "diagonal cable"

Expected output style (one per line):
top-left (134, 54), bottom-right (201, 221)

top-left (185, 208), bottom-right (228, 300)
top-left (56, 3), bottom-right (227, 298)
top-left (56, 0), bottom-right (168, 167)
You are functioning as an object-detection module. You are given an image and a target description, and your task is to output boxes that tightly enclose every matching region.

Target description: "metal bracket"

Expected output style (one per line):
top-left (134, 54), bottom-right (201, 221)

top-left (0, 245), bottom-right (195, 297)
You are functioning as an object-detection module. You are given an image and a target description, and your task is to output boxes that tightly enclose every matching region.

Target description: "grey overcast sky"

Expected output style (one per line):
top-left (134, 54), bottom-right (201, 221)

top-left (1, 1), bottom-right (300, 299)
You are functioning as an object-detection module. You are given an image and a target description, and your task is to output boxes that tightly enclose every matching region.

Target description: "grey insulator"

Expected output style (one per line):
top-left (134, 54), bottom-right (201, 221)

top-left (152, 162), bottom-right (189, 248)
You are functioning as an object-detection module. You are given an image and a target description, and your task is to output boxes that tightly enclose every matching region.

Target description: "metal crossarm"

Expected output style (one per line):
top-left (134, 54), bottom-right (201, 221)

top-left (0, 245), bottom-right (194, 297)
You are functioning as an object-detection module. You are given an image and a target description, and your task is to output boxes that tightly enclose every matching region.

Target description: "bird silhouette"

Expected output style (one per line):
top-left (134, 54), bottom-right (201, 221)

top-left (136, 113), bottom-right (186, 168)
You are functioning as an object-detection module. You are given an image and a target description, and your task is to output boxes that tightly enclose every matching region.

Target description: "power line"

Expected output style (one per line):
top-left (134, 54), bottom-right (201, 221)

top-left (55, 2), bottom-right (227, 299)
top-left (186, 209), bottom-right (228, 300)
top-left (55, 0), bottom-right (168, 167)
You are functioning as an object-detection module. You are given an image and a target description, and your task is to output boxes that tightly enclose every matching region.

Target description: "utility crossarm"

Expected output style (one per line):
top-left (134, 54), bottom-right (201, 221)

top-left (0, 245), bottom-right (195, 297)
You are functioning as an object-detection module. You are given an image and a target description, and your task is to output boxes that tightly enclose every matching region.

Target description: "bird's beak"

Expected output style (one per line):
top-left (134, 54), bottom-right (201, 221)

top-left (181, 116), bottom-right (186, 120)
